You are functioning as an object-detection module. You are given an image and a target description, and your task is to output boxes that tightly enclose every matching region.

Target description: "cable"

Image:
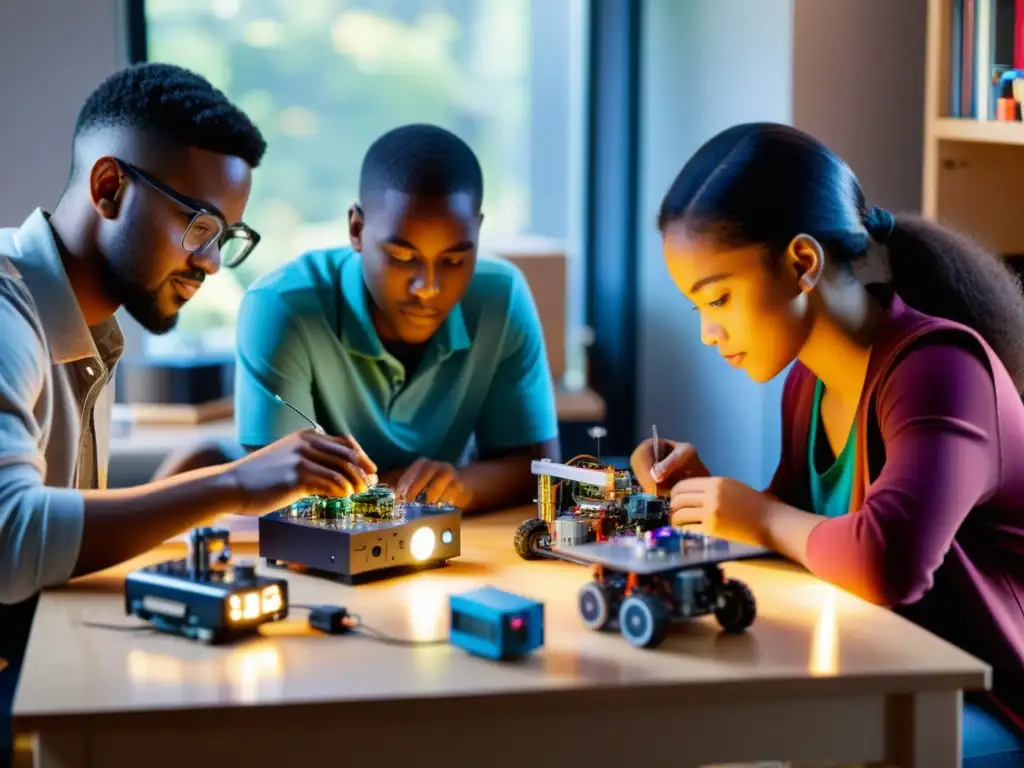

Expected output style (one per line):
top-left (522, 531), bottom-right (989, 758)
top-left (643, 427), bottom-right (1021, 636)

top-left (78, 619), bottom-right (155, 633)
top-left (345, 615), bottom-right (448, 647)
top-left (80, 604), bottom-right (447, 647)
top-left (303, 604), bottom-right (447, 645)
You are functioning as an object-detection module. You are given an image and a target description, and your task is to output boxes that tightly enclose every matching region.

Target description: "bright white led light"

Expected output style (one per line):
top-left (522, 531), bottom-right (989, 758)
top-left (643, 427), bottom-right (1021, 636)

top-left (410, 527), bottom-right (436, 561)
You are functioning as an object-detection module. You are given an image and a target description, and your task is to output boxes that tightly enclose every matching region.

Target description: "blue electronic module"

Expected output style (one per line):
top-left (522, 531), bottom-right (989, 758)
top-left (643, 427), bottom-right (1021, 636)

top-left (449, 587), bottom-right (543, 661)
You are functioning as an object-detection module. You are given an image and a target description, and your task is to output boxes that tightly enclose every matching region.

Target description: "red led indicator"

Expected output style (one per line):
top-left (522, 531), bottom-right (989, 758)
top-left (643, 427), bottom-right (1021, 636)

top-left (510, 616), bottom-right (525, 631)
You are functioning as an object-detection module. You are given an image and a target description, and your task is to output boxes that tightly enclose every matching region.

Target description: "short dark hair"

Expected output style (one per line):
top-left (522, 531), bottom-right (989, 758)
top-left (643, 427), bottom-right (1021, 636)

top-left (358, 124), bottom-right (483, 211)
top-left (73, 62), bottom-right (266, 168)
top-left (658, 122), bottom-right (1024, 389)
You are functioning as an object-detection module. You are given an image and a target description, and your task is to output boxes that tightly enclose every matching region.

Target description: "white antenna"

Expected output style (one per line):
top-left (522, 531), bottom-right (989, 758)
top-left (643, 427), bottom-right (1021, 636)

top-left (587, 425), bottom-right (607, 458)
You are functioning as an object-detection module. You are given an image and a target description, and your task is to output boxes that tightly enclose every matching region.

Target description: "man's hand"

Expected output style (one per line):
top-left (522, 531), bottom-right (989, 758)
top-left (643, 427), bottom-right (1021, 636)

top-left (226, 428), bottom-right (378, 514)
top-left (396, 458), bottom-right (473, 508)
top-left (630, 437), bottom-right (710, 495)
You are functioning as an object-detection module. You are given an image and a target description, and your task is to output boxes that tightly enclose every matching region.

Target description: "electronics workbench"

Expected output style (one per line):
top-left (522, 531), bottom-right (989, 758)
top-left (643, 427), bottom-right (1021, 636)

top-left (13, 507), bottom-right (987, 768)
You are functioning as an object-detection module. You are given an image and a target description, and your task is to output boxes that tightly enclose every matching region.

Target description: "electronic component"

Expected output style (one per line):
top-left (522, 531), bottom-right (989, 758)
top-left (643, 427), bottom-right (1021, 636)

top-left (307, 605), bottom-right (352, 635)
top-left (259, 487), bottom-right (462, 584)
top-left (449, 587), bottom-right (544, 661)
top-left (514, 455), bottom-right (670, 563)
top-left (569, 529), bottom-right (767, 649)
top-left (125, 527), bottom-right (288, 644)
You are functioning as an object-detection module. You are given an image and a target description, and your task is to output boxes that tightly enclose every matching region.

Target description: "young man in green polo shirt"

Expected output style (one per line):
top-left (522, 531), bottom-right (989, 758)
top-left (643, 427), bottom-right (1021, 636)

top-left (234, 124), bottom-right (561, 512)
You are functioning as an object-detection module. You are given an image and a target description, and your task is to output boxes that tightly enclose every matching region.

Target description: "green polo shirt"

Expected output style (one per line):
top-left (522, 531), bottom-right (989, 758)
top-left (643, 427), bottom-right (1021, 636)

top-left (234, 246), bottom-right (559, 471)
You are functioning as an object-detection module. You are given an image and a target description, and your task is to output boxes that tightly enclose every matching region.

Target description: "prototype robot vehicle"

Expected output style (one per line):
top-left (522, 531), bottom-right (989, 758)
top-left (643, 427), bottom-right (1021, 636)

top-left (259, 485), bottom-right (462, 584)
top-left (514, 456), bottom-right (670, 562)
top-left (567, 527), bottom-right (768, 648)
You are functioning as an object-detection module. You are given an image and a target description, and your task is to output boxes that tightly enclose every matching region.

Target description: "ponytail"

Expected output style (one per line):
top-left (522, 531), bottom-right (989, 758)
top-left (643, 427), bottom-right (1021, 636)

top-left (883, 213), bottom-right (1024, 390)
top-left (657, 123), bottom-right (1024, 389)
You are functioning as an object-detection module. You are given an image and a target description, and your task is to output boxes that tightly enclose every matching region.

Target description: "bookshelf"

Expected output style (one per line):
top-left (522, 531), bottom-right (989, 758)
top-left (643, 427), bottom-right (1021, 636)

top-left (923, 0), bottom-right (1024, 256)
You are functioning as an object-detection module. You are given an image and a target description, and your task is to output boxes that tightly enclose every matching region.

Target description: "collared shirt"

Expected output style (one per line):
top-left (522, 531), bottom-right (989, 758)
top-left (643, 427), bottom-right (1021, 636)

top-left (0, 208), bottom-right (124, 605)
top-left (234, 246), bottom-right (558, 470)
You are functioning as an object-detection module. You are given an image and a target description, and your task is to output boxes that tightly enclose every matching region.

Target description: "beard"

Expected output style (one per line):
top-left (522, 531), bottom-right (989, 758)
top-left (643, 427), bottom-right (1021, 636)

top-left (96, 251), bottom-right (179, 335)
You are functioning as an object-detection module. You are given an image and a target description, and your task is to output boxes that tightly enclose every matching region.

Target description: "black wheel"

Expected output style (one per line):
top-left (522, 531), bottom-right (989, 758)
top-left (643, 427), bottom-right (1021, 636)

top-left (618, 593), bottom-right (670, 648)
top-left (714, 579), bottom-right (756, 632)
top-left (578, 581), bottom-right (618, 630)
top-left (514, 518), bottom-right (550, 560)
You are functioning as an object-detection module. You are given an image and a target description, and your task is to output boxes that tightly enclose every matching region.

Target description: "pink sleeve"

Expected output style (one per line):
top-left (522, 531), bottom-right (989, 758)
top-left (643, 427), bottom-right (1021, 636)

top-left (805, 339), bottom-right (1000, 606)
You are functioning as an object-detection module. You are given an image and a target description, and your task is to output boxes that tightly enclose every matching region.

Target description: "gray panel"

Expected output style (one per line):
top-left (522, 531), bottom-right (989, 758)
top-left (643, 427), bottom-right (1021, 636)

top-left (554, 534), bottom-right (770, 574)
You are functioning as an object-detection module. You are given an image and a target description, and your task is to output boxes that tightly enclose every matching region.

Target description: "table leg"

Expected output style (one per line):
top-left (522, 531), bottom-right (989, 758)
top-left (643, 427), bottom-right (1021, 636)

top-left (884, 690), bottom-right (962, 768)
top-left (31, 733), bottom-right (87, 768)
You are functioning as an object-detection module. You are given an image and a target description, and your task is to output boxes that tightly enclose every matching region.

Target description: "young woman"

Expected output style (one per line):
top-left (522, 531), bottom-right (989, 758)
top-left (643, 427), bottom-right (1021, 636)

top-left (632, 122), bottom-right (1024, 764)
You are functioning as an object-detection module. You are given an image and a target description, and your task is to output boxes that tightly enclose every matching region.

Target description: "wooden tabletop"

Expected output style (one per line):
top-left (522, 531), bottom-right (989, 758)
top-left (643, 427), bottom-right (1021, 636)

top-left (15, 507), bottom-right (988, 734)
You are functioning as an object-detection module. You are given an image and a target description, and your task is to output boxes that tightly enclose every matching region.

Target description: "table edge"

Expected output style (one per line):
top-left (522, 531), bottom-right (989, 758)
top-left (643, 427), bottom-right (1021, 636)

top-left (13, 665), bottom-right (990, 730)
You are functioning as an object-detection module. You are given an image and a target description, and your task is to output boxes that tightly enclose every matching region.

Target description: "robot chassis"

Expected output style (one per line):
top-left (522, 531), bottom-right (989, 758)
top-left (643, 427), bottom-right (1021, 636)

top-left (515, 456), bottom-right (765, 647)
top-left (571, 528), bottom-right (764, 648)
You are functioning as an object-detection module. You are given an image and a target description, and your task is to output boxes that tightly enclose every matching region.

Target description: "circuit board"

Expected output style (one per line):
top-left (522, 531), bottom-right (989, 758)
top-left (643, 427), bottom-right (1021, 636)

top-left (285, 485), bottom-right (402, 522)
top-left (258, 486), bottom-right (462, 583)
top-left (279, 487), bottom-right (457, 529)
top-left (555, 528), bottom-right (772, 574)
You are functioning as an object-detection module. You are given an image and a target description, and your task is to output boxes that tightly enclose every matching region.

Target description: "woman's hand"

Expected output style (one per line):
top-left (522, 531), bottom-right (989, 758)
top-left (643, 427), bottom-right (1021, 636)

top-left (668, 476), bottom-right (774, 546)
top-left (630, 437), bottom-right (710, 495)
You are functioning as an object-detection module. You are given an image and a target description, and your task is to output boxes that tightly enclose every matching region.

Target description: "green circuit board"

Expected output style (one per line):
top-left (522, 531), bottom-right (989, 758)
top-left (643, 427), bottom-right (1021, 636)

top-left (286, 485), bottom-right (397, 521)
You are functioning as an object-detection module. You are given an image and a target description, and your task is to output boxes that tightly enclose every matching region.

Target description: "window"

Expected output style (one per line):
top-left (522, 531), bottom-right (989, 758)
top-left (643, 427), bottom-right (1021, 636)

top-left (134, 0), bottom-right (588, 362)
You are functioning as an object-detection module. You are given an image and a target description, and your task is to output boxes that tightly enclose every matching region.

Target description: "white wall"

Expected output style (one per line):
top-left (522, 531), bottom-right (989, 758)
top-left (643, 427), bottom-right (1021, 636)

top-left (637, 0), bottom-right (796, 487)
top-left (0, 0), bottom-right (125, 224)
top-left (793, 0), bottom-right (927, 214)
top-left (0, 0), bottom-right (142, 355)
top-left (636, 0), bottom-right (927, 488)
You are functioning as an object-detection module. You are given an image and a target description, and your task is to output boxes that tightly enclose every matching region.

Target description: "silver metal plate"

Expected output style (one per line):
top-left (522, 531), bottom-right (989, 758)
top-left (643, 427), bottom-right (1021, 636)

top-left (553, 534), bottom-right (771, 574)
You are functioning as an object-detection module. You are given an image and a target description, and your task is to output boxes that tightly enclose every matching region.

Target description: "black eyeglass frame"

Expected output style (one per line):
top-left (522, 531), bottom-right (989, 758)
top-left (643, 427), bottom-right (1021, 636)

top-left (116, 159), bottom-right (260, 268)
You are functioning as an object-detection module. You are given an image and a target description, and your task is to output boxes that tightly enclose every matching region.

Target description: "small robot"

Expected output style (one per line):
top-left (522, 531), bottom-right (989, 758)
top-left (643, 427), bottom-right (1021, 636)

top-left (566, 527), bottom-right (768, 648)
top-left (514, 456), bottom-right (669, 562)
top-left (125, 527), bottom-right (289, 644)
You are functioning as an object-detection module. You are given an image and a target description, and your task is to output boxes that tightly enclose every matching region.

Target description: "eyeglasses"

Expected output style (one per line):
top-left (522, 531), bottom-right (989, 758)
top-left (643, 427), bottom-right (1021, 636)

top-left (116, 159), bottom-right (260, 268)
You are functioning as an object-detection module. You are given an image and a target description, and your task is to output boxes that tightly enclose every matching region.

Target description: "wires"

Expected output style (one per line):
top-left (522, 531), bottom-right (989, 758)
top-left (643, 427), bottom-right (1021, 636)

top-left (347, 618), bottom-right (448, 648)
top-left (78, 619), bottom-right (155, 633)
top-left (80, 604), bottom-right (448, 647)
top-left (292, 603), bottom-right (447, 646)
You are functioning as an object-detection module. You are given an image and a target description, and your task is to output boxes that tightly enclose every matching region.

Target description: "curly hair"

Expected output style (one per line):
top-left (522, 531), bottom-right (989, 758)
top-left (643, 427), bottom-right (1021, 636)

top-left (73, 62), bottom-right (266, 169)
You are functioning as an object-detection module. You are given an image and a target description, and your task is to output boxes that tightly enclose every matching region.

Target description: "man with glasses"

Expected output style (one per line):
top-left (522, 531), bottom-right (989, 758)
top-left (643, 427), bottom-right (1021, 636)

top-left (0, 63), bottom-right (374, 761)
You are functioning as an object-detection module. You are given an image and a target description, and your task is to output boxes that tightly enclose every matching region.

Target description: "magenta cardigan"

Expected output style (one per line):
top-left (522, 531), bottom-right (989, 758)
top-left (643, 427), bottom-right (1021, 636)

top-left (768, 291), bottom-right (1024, 723)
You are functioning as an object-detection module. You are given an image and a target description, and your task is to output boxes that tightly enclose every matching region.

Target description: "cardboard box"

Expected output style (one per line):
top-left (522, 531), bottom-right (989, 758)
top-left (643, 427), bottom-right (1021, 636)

top-left (486, 235), bottom-right (567, 383)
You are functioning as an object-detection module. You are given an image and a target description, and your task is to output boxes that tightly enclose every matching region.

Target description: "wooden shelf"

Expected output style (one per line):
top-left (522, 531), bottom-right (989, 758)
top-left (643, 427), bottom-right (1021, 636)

top-left (922, 0), bottom-right (1024, 250)
top-left (931, 118), bottom-right (1024, 146)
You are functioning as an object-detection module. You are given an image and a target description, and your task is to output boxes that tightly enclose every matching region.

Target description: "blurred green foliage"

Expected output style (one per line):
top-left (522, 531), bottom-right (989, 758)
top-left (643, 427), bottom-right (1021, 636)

top-left (144, 0), bottom-right (530, 345)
